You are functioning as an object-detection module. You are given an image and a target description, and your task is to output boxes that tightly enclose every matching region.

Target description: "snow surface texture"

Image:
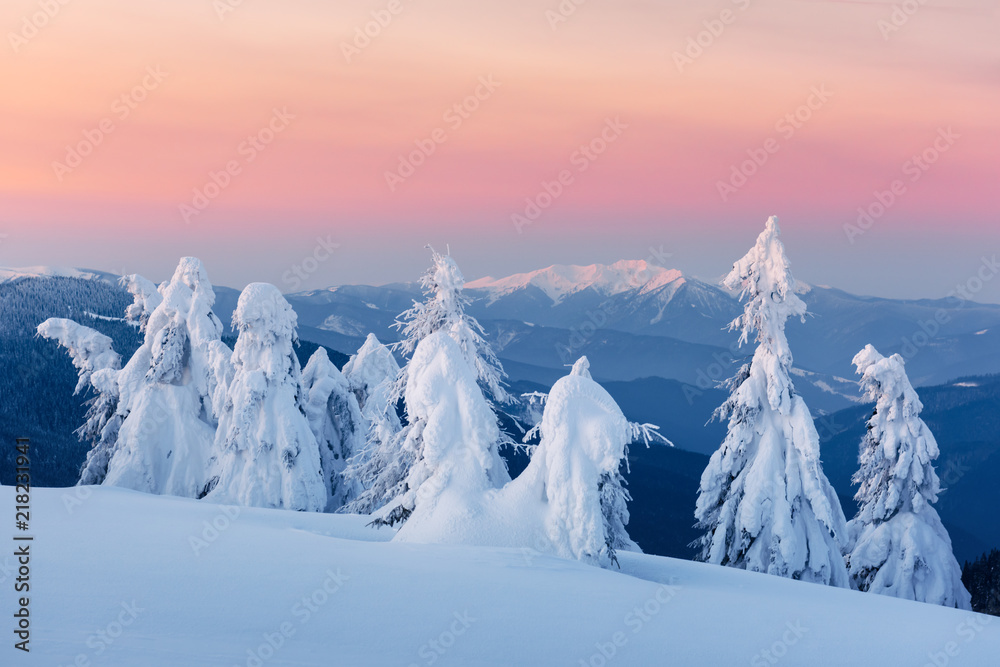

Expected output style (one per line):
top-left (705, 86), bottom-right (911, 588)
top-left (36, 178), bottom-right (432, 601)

top-left (694, 216), bottom-right (851, 587)
top-left (393, 352), bottom-right (639, 569)
top-left (207, 283), bottom-right (327, 512)
top-left (847, 344), bottom-right (972, 609)
top-left (5, 485), bottom-right (996, 667)
top-left (301, 347), bottom-right (367, 511)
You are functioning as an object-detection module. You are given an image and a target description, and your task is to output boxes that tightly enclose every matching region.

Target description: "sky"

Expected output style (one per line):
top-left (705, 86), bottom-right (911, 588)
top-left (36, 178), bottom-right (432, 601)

top-left (0, 0), bottom-right (997, 301)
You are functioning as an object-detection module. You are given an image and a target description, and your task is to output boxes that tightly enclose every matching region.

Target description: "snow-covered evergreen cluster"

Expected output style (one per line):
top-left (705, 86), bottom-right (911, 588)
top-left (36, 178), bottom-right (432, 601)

top-left (38, 231), bottom-right (975, 602)
top-left (692, 215), bottom-right (971, 608)
top-left (42, 250), bottom-right (646, 571)
top-left (39, 258), bottom-right (366, 513)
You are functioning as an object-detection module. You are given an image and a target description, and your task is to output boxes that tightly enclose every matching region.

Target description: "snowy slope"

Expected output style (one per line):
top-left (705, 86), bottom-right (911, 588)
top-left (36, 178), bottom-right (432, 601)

top-left (4, 486), bottom-right (996, 666)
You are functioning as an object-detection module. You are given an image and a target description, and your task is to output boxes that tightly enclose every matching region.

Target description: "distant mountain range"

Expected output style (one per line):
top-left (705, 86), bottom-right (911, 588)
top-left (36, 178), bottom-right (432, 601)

top-left (278, 260), bottom-right (1000, 415)
top-left (6, 260), bottom-right (1000, 416)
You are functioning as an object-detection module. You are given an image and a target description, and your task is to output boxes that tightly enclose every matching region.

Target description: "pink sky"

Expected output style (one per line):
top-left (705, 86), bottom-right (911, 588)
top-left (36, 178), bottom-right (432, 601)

top-left (0, 0), bottom-right (997, 298)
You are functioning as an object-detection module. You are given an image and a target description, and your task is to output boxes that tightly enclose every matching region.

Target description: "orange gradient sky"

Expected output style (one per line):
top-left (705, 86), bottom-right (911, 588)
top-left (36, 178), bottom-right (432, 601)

top-left (1, 0), bottom-right (998, 298)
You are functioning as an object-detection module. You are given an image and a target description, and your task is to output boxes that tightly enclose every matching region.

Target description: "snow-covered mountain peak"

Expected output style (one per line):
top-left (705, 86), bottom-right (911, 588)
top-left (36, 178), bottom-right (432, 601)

top-left (0, 265), bottom-right (115, 283)
top-left (466, 260), bottom-right (684, 304)
top-left (0, 266), bottom-right (102, 281)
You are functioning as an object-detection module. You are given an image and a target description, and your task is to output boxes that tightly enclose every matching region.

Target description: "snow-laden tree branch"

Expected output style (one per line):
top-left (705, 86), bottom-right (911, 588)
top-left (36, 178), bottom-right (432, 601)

top-left (37, 318), bottom-right (123, 485)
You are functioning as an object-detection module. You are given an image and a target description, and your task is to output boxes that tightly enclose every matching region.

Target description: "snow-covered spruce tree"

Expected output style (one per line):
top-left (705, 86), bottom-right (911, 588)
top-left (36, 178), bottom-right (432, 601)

top-left (343, 333), bottom-right (402, 422)
top-left (394, 247), bottom-right (511, 405)
top-left (301, 347), bottom-right (367, 511)
top-left (518, 356), bottom-right (640, 567)
top-left (693, 216), bottom-right (850, 587)
top-left (36, 319), bottom-right (123, 485)
top-left (846, 345), bottom-right (971, 609)
top-left (354, 248), bottom-right (513, 516)
top-left (340, 334), bottom-right (405, 514)
top-left (206, 283), bottom-right (326, 511)
top-left (381, 331), bottom-right (510, 533)
top-left (102, 258), bottom-right (230, 497)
